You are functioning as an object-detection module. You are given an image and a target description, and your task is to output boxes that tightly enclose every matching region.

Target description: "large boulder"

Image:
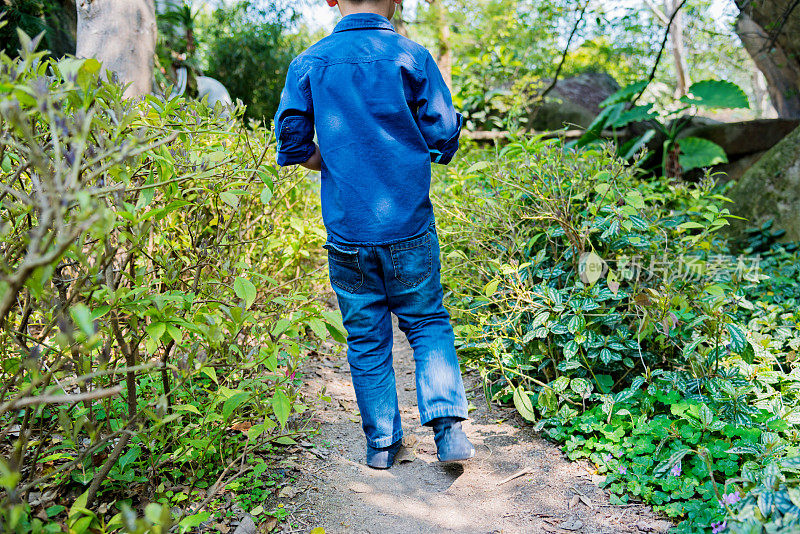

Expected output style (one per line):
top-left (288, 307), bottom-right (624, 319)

top-left (528, 72), bottom-right (620, 131)
top-left (679, 118), bottom-right (799, 182)
top-left (728, 125), bottom-right (800, 241)
top-left (678, 119), bottom-right (800, 159)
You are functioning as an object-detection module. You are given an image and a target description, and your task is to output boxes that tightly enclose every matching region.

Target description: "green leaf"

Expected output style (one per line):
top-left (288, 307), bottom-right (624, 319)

top-left (537, 388), bottom-right (558, 415)
top-left (567, 314), bottom-right (585, 334)
top-left (247, 419), bottom-right (278, 440)
top-left (233, 277), bottom-right (257, 309)
top-left (274, 436), bottom-right (297, 445)
top-left (146, 321), bottom-right (166, 342)
top-left (681, 80), bottom-right (750, 109)
top-left (222, 391), bottom-right (251, 420)
top-left (570, 378), bottom-right (592, 396)
top-left (178, 512), bottom-right (211, 533)
top-left (166, 324), bottom-right (183, 345)
top-left (619, 129), bottom-right (656, 160)
top-left (609, 104), bottom-right (656, 128)
top-left (726, 323), bottom-right (748, 353)
top-left (69, 490), bottom-right (90, 521)
top-left (260, 186), bottom-right (273, 205)
top-left (678, 137), bottom-right (728, 171)
top-left (173, 404), bottom-right (201, 415)
top-left (600, 81), bottom-right (649, 107)
top-left (272, 388), bottom-right (291, 428)
top-left (682, 336), bottom-right (708, 357)
top-left (70, 304), bottom-right (94, 337)
top-left (484, 279), bottom-right (500, 297)
top-left (676, 221), bottom-right (706, 231)
top-left (563, 340), bottom-right (579, 359)
top-left (653, 447), bottom-right (692, 478)
top-left (624, 191), bottom-right (645, 210)
top-left (306, 318), bottom-right (329, 339)
top-left (552, 376), bottom-right (570, 393)
top-left (513, 386), bottom-right (536, 422)
top-left (201, 366), bottom-right (218, 384)
top-left (325, 321), bottom-right (347, 343)
top-left (466, 161), bottom-right (491, 174)
top-left (698, 403), bottom-right (714, 426)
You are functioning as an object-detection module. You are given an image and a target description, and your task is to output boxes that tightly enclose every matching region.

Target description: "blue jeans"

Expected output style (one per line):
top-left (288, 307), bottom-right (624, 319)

top-left (324, 223), bottom-right (469, 448)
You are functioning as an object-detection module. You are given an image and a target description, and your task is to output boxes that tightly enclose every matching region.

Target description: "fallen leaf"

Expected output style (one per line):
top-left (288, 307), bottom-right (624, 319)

top-left (568, 495), bottom-right (580, 509)
top-left (278, 486), bottom-right (297, 499)
top-left (230, 422), bottom-right (252, 433)
top-left (636, 520), bottom-right (673, 532)
top-left (579, 495), bottom-right (594, 509)
top-left (260, 517), bottom-right (278, 532)
top-left (394, 440), bottom-right (416, 464)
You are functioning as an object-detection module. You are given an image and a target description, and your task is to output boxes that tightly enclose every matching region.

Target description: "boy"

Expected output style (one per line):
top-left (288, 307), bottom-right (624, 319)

top-left (274, 0), bottom-right (474, 469)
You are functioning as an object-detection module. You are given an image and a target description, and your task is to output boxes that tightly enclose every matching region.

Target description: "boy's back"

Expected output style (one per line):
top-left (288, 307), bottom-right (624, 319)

top-left (274, 12), bottom-right (462, 246)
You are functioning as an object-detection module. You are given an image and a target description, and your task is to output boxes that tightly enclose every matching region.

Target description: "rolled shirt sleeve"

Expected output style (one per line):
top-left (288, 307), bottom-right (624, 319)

top-left (413, 52), bottom-right (463, 165)
top-left (274, 60), bottom-right (316, 167)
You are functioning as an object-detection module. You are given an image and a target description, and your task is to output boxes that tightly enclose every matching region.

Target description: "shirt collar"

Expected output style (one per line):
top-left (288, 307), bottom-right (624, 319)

top-left (333, 13), bottom-right (396, 33)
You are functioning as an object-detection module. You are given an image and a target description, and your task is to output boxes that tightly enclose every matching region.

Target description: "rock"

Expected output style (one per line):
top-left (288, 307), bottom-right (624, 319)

top-left (729, 125), bottom-right (800, 241)
top-left (712, 151), bottom-right (766, 184)
top-left (197, 76), bottom-right (233, 109)
top-left (678, 119), bottom-right (800, 158)
top-left (232, 515), bottom-right (256, 534)
top-left (529, 72), bottom-right (621, 130)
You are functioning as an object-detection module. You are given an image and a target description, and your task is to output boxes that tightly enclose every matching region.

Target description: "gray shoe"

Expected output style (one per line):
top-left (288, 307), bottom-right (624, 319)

top-left (366, 439), bottom-right (402, 469)
top-left (431, 417), bottom-right (475, 463)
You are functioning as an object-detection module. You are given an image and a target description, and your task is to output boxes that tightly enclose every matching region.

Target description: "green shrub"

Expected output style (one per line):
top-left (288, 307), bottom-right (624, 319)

top-left (0, 30), bottom-right (338, 532)
top-left (433, 137), bottom-right (800, 532)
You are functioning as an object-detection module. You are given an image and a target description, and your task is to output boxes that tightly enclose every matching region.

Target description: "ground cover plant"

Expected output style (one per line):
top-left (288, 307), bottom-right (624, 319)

top-left (433, 136), bottom-right (800, 533)
top-left (0, 30), bottom-right (338, 533)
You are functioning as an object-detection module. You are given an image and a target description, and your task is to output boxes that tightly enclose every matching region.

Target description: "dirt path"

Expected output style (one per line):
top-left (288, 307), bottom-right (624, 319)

top-left (292, 317), bottom-right (673, 534)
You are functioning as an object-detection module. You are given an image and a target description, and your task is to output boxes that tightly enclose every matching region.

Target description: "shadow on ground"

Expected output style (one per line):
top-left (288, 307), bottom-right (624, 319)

top-left (291, 317), bottom-right (672, 534)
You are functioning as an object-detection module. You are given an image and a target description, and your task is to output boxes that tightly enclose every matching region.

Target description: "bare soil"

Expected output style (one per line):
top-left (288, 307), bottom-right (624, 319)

top-left (290, 317), bottom-right (674, 534)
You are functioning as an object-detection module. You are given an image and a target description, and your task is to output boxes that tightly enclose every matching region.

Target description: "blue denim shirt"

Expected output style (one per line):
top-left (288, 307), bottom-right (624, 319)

top-left (274, 13), bottom-right (462, 245)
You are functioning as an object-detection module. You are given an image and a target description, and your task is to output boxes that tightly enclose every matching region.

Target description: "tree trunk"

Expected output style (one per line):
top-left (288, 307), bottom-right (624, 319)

top-left (394, 4), bottom-right (409, 37)
top-left (76, 0), bottom-right (156, 98)
top-left (735, 3), bottom-right (800, 119)
top-left (425, 0), bottom-right (452, 91)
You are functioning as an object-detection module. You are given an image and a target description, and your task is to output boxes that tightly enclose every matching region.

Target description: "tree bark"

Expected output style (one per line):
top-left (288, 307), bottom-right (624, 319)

top-left (665, 0), bottom-right (688, 97)
top-left (76, 0), bottom-right (156, 98)
top-left (735, 3), bottom-right (800, 119)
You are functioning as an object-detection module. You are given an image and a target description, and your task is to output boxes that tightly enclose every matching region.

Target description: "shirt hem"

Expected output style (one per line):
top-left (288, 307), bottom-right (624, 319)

top-left (325, 218), bottom-right (435, 247)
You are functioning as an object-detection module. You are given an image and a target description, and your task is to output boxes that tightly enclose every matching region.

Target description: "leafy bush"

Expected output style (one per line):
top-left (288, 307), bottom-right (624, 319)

top-left (434, 138), bottom-right (800, 532)
top-left (0, 30), bottom-right (338, 532)
top-left (575, 78), bottom-right (751, 177)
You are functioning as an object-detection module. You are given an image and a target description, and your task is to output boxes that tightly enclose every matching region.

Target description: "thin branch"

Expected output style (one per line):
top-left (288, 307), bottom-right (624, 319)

top-left (539, 1), bottom-right (591, 100)
top-left (7, 386), bottom-right (123, 409)
top-left (758, 0), bottom-right (800, 54)
top-left (632, 0), bottom-right (690, 104)
top-left (644, 0), bottom-right (670, 25)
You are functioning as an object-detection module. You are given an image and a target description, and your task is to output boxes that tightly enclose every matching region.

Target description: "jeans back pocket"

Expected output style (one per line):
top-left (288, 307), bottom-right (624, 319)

top-left (324, 243), bottom-right (363, 293)
top-left (390, 233), bottom-right (432, 287)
